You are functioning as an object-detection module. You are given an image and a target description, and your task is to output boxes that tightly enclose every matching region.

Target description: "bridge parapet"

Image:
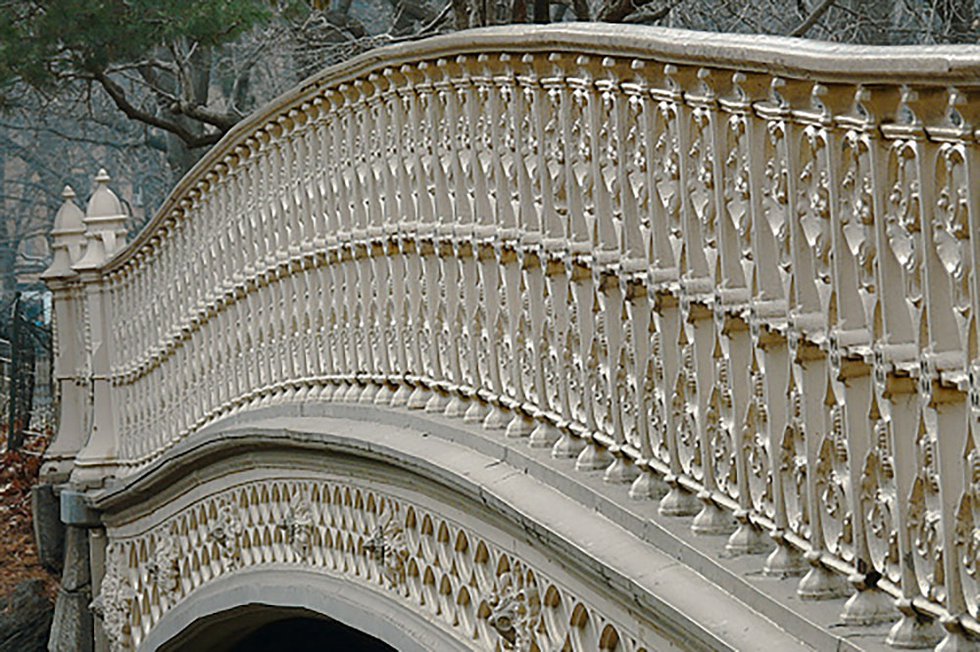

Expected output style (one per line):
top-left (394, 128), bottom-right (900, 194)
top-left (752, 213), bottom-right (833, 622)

top-left (45, 24), bottom-right (980, 649)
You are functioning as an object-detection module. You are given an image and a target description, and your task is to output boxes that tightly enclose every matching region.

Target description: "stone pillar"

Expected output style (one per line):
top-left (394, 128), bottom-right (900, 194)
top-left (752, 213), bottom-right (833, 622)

top-left (70, 171), bottom-right (129, 487)
top-left (40, 187), bottom-right (89, 484)
top-left (47, 490), bottom-right (101, 652)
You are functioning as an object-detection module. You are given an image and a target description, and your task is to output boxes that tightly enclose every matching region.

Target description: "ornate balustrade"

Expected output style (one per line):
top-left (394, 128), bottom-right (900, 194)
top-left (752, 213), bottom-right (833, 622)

top-left (44, 24), bottom-right (980, 650)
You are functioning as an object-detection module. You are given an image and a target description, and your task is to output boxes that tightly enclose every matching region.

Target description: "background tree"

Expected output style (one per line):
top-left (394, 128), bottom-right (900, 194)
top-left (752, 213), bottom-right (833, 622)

top-left (2, 0), bottom-right (975, 182)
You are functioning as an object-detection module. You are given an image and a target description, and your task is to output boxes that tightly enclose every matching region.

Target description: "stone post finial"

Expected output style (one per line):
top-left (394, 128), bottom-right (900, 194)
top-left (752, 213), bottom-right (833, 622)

top-left (75, 169), bottom-right (129, 270)
top-left (42, 185), bottom-right (86, 279)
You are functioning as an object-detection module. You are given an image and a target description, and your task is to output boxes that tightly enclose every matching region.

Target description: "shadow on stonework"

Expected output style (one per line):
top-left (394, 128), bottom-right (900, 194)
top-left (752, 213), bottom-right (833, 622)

top-left (160, 606), bottom-right (396, 652)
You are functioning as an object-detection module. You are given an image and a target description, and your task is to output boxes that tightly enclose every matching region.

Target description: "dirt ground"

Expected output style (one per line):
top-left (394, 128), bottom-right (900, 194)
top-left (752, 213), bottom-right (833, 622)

top-left (0, 435), bottom-right (58, 604)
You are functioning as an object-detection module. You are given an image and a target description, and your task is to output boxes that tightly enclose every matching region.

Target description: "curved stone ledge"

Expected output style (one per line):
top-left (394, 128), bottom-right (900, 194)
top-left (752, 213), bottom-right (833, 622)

top-left (143, 567), bottom-right (460, 652)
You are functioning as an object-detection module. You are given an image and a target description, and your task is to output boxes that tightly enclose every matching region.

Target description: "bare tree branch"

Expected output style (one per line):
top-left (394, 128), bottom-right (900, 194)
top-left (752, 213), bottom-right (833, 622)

top-left (789, 0), bottom-right (836, 37)
top-left (93, 71), bottom-right (222, 149)
top-left (599, 0), bottom-right (680, 24)
top-left (622, 0), bottom-right (684, 23)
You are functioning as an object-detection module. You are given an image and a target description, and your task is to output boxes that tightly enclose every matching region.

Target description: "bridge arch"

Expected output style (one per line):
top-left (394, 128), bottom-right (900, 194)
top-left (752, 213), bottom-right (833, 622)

top-left (145, 570), bottom-right (444, 651)
top-left (39, 22), bottom-right (980, 652)
top-left (91, 404), bottom-right (796, 651)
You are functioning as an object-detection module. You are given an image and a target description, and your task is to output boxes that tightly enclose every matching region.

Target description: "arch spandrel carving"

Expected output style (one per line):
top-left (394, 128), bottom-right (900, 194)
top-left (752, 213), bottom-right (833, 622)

top-left (98, 460), bottom-right (658, 652)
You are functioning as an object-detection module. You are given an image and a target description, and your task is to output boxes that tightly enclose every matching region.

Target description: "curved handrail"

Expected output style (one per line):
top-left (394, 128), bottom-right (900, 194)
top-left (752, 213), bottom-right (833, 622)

top-left (52, 23), bottom-right (980, 649)
top-left (110, 23), bottom-right (980, 273)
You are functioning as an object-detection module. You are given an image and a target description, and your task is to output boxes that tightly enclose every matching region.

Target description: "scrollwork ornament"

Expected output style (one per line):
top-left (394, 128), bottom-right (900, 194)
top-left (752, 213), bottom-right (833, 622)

top-left (364, 507), bottom-right (408, 588)
top-left (145, 528), bottom-right (181, 599)
top-left (839, 131), bottom-right (876, 291)
top-left (780, 422), bottom-right (809, 537)
top-left (885, 141), bottom-right (923, 304)
top-left (934, 143), bottom-right (972, 315)
top-left (688, 107), bottom-right (716, 244)
top-left (762, 120), bottom-right (791, 271)
top-left (279, 491), bottom-right (313, 558)
top-left (816, 436), bottom-right (850, 558)
top-left (653, 102), bottom-right (682, 239)
top-left (724, 113), bottom-right (752, 256)
top-left (953, 490), bottom-right (979, 617)
top-left (708, 399), bottom-right (735, 495)
top-left (486, 570), bottom-right (542, 651)
top-left (91, 543), bottom-right (135, 652)
top-left (797, 126), bottom-right (832, 284)
top-left (207, 497), bottom-right (243, 569)
top-left (908, 475), bottom-right (945, 602)
top-left (742, 414), bottom-right (772, 516)
top-left (862, 449), bottom-right (900, 583)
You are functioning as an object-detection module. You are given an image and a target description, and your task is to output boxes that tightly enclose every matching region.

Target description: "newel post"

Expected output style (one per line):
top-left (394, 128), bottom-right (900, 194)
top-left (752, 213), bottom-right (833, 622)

top-left (40, 187), bottom-right (90, 484)
top-left (69, 170), bottom-right (129, 487)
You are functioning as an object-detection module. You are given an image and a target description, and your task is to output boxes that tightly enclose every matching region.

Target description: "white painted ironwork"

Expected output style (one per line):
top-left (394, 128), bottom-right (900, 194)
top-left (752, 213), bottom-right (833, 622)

top-left (43, 25), bottom-right (980, 650)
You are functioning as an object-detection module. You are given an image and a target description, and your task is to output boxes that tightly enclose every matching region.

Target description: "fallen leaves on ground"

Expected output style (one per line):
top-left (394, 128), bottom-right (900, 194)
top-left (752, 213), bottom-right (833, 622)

top-left (0, 433), bottom-right (58, 605)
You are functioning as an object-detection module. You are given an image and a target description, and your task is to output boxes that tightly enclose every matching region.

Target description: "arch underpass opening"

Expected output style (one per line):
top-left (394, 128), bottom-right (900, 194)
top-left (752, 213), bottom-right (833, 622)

top-left (159, 606), bottom-right (396, 652)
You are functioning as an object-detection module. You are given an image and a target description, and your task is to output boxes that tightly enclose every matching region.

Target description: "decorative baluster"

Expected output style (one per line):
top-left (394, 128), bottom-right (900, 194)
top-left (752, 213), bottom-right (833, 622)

top-left (571, 55), bottom-right (618, 472)
top-left (298, 106), bottom-right (318, 256)
top-left (620, 60), bottom-right (666, 499)
top-left (470, 56), bottom-right (508, 429)
top-left (526, 54), bottom-right (566, 449)
top-left (655, 64), bottom-right (701, 517)
top-left (754, 80), bottom-right (807, 574)
top-left (827, 86), bottom-right (898, 625)
top-left (790, 84), bottom-right (851, 600)
top-left (454, 58), bottom-right (490, 423)
top-left (384, 68), bottom-right (414, 407)
top-left (401, 67), bottom-right (433, 409)
top-left (507, 54), bottom-right (553, 445)
top-left (431, 60), bottom-right (467, 417)
top-left (592, 57), bottom-right (632, 480)
top-left (368, 73), bottom-right (397, 406)
top-left (551, 55), bottom-right (590, 459)
top-left (915, 86), bottom-right (974, 651)
top-left (687, 69), bottom-right (737, 535)
top-left (353, 79), bottom-right (381, 404)
top-left (956, 88), bottom-right (980, 643)
top-left (291, 263), bottom-right (312, 399)
top-left (490, 53), bottom-right (534, 438)
top-left (720, 71), bottom-right (770, 553)
top-left (418, 62), bottom-right (453, 414)
top-left (336, 88), bottom-right (362, 401)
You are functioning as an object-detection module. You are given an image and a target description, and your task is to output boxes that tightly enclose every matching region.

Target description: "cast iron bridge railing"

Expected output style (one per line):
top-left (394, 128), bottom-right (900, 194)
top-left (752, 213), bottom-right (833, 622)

top-left (42, 24), bottom-right (980, 650)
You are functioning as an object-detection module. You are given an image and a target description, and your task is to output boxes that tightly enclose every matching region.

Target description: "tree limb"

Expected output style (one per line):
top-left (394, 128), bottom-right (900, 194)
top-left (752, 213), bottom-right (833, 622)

top-left (418, 1), bottom-right (453, 34)
top-left (93, 71), bottom-right (222, 149)
top-left (598, 0), bottom-right (679, 24)
top-left (789, 0), bottom-right (836, 37)
top-left (122, 68), bottom-right (241, 131)
top-left (622, 0), bottom-right (683, 23)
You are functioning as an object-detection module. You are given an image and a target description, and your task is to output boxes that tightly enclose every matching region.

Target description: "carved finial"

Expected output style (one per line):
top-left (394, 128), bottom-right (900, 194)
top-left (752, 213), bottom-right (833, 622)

top-left (76, 169), bottom-right (129, 269)
top-left (42, 184), bottom-right (87, 279)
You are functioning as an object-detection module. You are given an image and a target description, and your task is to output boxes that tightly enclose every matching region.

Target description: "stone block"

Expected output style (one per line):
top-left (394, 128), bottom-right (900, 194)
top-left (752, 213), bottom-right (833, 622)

top-left (47, 587), bottom-right (92, 652)
top-left (59, 527), bottom-right (90, 593)
top-left (32, 484), bottom-right (64, 575)
top-left (59, 491), bottom-right (100, 527)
